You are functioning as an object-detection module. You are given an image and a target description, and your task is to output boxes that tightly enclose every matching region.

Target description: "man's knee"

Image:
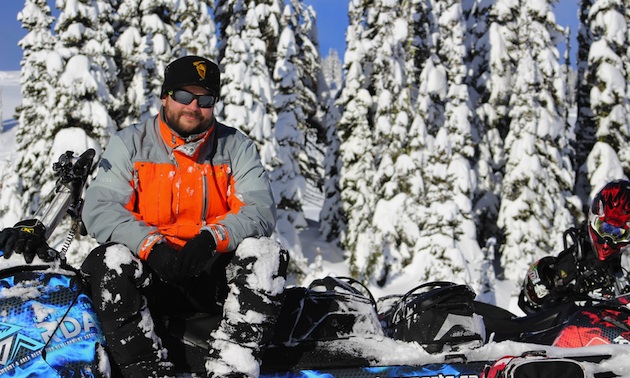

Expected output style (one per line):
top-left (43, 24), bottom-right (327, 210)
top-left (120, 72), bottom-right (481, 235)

top-left (81, 242), bottom-right (149, 286)
top-left (80, 243), bottom-right (151, 318)
top-left (231, 237), bottom-right (289, 289)
top-left (81, 243), bottom-right (152, 326)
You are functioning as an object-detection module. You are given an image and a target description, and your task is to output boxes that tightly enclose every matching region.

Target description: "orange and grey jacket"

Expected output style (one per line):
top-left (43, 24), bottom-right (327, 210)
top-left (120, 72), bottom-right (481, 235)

top-left (82, 112), bottom-right (276, 260)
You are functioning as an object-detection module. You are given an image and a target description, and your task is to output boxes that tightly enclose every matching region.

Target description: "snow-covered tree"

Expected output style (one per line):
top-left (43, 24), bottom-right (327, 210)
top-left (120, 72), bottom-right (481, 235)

top-left (317, 26), bottom-right (349, 248)
top-left (269, 7), bottom-right (309, 274)
top-left (466, 0), bottom-right (512, 254)
top-left (0, 0), bottom-right (57, 225)
top-left (332, 0), bottom-right (379, 281)
top-left (434, 0), bottom-right (481, 282)
top-left (216, 0), bottom-right (329, 279)
top-left (287, 0), bottom-right (324, 195)
top-left (573, 0), bottom-right (596, 205)
top-left (53, 0), bottom-right (119, 144)
top-left (318, 11), bottom-right (347, 246)
top-left (45, 0), bottom-right (119, 257)
top-left (10, 0), bottom-right (117, 218)
top-left (114, 0), bottom-right (178, 126)
top-left (322, 49), bottom-right (343, 95)
top-left (319, 96), bottom-right (343, 244)
top-left (215, 0), bottom-right (281, 145)
top-left (4, 0), bottom-right (114, 262)
top-left (172, 0), bottom-right (218, 60)
top-left (406, 0), bottom-right (481, 285)
top-left (355, 0), bottom-right (419, 285)
top-left (579, 0), bottom-right (630, 195)
top-left (497, 0), bottom-right (577, 280)
top-left (561, 27), bottom-right (574, 110)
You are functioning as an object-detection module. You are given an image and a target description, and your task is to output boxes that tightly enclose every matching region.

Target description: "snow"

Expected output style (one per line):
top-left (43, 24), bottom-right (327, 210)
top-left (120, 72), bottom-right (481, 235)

top-left (0, 279), bottom-right (42, 300)
top-left (0, 71), bottom-right (21, 124)
top-left (2, 71), bottom-right (630, 376)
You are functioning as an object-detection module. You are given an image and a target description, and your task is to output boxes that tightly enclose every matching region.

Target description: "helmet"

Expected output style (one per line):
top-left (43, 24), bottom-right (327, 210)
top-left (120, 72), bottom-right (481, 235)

top-left (519, 256), bottom-right (556, 313)
top-left (588, 180), bottom-right (630, 261)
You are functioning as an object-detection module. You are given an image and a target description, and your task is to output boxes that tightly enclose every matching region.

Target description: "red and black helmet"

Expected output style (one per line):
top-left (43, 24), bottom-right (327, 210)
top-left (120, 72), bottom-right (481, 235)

top-left (588, 180), bottom-right (630, 261)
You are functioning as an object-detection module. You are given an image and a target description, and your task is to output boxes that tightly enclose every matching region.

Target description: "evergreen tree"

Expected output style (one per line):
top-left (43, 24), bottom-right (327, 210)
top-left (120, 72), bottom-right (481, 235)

top-left (269, 7), bottom-right (309, 274)
top-left (437, 0), bottom-right (481, 282)
top-left (581, 0), bottom-right (630, 192)
top-left (319, 94), bottom-right (343, 244)
top-left (388, 0), bottom-right (435, 284)
top-left (338, 64), bottom-right (378, 282)
top-left (497, 0), bottom-right (576, 280)
top-left (11, 0), bottom-right (118, 218)
top-left (356, 0), bottom-right (417, 284)
top-left (6, 0), bottom-right (117, 263)
top-left (562, 27), bottom-right (574, 109)
top-left (408, 0), bottom-right (481, 284)
top-left (173, 0), bottom-right (218, 60)
top-left (287, 0), bottom-right (325, 196)
top-left (114, 0), bottom-right (178, 126)
top-left (335, 0), bottom-right (378, 280)
top-left (215, 0), bottom-right (281, 145)
top-left (316, 9), bottom-right (349, 247)
top-left (319, 7), bottom-right (347, 247)
top-left (321, 49), bottom-right (343, 94)
top-left (215, 0), bottom-right (325, 278)
top-left (466, 0), bottom-right (510, 255)
top-left (54, 0), bottom-right (119, 144)
top-left (0, 0), bottom-right (56, 224)
top-left (573, 0), bottom-right (597, 204)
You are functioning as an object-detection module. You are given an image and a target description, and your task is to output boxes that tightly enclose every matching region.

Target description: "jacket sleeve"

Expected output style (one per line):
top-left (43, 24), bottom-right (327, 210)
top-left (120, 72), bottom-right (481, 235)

top-left (204, 135), bottom-right (276, 252)
top-left (82, 134), bottom-right (161, 257)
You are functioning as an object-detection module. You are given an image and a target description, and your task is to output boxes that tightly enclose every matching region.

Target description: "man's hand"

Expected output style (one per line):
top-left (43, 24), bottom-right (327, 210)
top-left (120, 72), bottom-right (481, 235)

top-left (146, 243), bottom-right (180, 283)
top-left (147, 231), bottom-right (216, 283)
top-left (179, 230), bottom-right (216, 277)
top-left (0, 219), bottom-right (58, 263)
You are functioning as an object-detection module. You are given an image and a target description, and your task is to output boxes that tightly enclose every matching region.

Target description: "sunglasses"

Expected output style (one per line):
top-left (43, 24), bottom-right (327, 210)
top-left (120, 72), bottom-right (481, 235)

top-left (168, 89), bottom-right (218, 108)
top-left (591, 217), bottom-right (630, 245)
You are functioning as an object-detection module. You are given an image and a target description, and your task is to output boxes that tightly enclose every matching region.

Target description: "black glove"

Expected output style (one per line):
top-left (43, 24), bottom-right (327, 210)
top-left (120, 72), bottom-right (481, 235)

top-left (0, 219), bottom-right (57, 264)
top-left (147, 231), bottom-right (216, 283)
top-left (178, 230), bottom-right (217, 278)
top-left (146, 243), bottom-right (180, 284)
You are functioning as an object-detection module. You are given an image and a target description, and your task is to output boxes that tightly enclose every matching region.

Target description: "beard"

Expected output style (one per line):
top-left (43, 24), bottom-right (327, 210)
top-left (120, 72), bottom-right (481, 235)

top-left (163, 107), bottom-right (212, 138)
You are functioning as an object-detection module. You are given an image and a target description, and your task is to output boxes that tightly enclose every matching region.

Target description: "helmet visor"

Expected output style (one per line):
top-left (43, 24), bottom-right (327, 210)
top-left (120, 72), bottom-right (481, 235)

top-left (590, 217), bottom-right (630, 245)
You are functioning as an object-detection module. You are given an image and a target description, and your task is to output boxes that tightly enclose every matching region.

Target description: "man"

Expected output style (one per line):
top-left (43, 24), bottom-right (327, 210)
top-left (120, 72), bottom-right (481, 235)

top-left (519, 179), bottom-right (630, 314)
top-left (80, 56), bottom-right (288, 377)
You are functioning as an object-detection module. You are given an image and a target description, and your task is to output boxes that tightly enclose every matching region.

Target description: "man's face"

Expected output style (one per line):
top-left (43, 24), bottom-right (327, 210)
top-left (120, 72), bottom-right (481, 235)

top-left (162, 85), bottom-right (214, 137)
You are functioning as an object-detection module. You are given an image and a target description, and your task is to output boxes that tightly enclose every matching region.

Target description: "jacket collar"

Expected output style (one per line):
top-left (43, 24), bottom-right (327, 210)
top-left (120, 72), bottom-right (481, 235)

top-left (158, 110), bottom-right (214, 155)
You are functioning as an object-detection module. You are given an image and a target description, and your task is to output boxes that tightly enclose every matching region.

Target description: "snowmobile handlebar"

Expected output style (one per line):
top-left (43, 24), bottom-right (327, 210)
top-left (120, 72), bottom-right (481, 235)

top-left (53, 148), bottom-right (95, 187)
top-left (33, 149), bottom-right (95, 239)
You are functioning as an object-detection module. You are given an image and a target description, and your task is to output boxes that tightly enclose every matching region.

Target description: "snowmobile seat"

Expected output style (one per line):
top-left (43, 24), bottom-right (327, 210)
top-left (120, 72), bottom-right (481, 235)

top-left (474, 300), bottom-right (580, 344)
top-left (380, 282), bottom-right (485, 353)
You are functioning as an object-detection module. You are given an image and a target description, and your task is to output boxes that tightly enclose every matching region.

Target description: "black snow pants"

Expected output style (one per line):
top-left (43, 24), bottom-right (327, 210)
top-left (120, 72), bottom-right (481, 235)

top-left (80, 237), bottom-right (289, 377)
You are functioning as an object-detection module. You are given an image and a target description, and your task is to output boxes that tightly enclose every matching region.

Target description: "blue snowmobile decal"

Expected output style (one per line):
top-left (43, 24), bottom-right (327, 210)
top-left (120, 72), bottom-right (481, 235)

top-left (261, 362), bottom-right (485, 378)
top-left (0, 269), bottom-right (106, 377)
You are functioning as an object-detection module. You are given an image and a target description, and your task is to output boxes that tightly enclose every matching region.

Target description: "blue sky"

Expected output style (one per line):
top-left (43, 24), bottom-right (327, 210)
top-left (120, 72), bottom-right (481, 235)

top-left (0, 0), bottom-right (576, 72)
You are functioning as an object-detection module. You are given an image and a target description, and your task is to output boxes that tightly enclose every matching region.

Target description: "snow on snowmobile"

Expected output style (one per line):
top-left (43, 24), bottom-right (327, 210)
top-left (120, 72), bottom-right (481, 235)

top-left (0, 149), bottom-right (629, 378)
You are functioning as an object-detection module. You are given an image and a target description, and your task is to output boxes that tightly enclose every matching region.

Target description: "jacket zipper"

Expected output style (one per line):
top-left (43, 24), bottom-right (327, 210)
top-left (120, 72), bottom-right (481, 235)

top-left (201, 170), bottom-right (208, 225)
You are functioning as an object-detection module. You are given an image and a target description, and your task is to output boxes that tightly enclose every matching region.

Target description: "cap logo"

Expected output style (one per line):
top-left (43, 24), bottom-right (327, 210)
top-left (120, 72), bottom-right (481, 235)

top-left (193, 61), bottom-right (207, 79)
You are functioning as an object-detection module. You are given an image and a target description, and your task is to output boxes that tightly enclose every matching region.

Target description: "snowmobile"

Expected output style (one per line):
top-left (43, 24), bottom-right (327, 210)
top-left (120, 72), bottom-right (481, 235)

top-left (0, 149), bottom-right (628, 377)
top-left (0, 149), bottom-right (109, 376)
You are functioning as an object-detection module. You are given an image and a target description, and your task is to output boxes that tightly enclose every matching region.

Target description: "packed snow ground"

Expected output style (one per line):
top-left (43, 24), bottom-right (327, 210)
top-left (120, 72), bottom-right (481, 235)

top-left (2, 72), bottom-right (630, 376)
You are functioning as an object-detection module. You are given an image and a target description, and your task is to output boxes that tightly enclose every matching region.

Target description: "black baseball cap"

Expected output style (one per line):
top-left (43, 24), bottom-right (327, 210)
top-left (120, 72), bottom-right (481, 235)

top-left (161, 56), bottom-right (221, 96)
